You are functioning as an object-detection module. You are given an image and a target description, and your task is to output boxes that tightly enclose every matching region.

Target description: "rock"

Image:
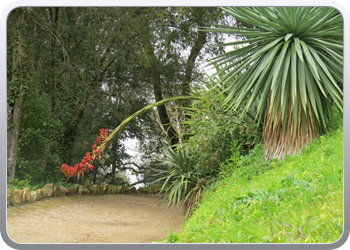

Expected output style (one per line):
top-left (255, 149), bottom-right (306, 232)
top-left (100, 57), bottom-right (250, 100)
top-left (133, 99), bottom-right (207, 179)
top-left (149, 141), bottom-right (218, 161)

top-left (22, 187), bottom-right (31, 202)
top-left (36, 189), bottom-right (45, 199)
top-left (54, 186), bottom-right (65, 197)
top-left (152, 184), bottom-right (161, 194)
top-left (121, 186), bottom-right (128, 194)
top-left (103, 184), bottom-right (109, 194)
top-left (108, 185), bottom-right (116, 194)
top-left (130, 187), bottom-right (137, 194)
top-left (98, 185), bottom-right (103, 195)
top-left (68, 185), bottom-right (79, 195)
top-left (7, 189), bottom-right (13, 207)
top-left (60, 186), bottom-right (69, 195)
top-left (137, 187), bottom-right (145, 194)
top-left (43, 184), bottom-right (54, 197)
top-left (13, 190), bottom-right (23, 205)
top-left (83, 180), bottom-right (92, 191)
top-left (78, 185), bottom-right (90, 195)
top-left (30, 191), bottom-right (39, 201)
top-left (145, 187), bottom-right (152, 194)
top-left (91, 185), bottom-right (98, 195)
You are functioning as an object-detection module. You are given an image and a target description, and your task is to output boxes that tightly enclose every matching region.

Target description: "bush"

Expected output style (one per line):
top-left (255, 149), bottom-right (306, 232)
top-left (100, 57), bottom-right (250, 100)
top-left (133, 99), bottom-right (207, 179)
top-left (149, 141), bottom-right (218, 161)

top-left (7, 178), bottom-right (40, 191)
top-left (183, 79), bottom-right (262, 177)
top-left (153, 145), bottom-right (214, 215)
top-left (152, 79), bottom-right (264, 215)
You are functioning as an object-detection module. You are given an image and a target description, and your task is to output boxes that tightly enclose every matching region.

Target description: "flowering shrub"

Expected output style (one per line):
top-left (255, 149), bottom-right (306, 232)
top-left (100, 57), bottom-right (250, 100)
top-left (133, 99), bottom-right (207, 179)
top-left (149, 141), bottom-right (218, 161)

top-left (60, 128), bottom-right (109, 182)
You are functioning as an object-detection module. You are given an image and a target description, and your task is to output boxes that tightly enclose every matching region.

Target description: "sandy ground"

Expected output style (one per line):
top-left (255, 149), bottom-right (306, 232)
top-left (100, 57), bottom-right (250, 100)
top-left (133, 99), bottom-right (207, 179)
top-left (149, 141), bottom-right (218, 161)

top-left (6, 194), bottom-right (186, 243)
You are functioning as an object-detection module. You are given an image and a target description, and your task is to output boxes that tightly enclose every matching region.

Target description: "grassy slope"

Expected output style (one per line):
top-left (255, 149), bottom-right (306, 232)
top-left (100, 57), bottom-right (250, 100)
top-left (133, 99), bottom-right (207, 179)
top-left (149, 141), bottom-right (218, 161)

top-left (166, 126), bottom-right (343, 243)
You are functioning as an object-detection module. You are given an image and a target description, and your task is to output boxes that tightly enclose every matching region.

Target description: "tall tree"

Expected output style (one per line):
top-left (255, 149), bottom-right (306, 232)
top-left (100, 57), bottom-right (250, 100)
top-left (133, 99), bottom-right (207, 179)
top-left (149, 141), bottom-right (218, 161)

top-left (9, 7), bottom-right (226, 184)
top-left (207, 7), bottom-right (343, 160)
top-left (7, 8), bottom-right (31, 181)
top-left (130, 7), bottom-right (225, 145)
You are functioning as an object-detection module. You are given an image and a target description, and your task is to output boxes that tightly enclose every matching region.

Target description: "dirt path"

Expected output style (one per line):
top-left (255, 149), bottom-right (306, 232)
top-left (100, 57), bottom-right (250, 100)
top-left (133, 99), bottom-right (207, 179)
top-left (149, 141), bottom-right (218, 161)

top-left (6, 194), bottom-right (186, 243)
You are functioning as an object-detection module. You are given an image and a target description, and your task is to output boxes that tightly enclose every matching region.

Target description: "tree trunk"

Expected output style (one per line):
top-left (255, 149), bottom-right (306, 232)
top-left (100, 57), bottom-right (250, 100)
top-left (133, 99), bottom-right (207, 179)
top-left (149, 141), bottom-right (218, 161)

top-left (153, 78), bottom-right (179, 146)
top-left (7, 9), bottom-right (29, 182)
top-left (140, 21), bottom-right (180, 146)
top-left (263, 95), bottom-right (319, 160)
top-left (182, 21), bottom-right (207, 97)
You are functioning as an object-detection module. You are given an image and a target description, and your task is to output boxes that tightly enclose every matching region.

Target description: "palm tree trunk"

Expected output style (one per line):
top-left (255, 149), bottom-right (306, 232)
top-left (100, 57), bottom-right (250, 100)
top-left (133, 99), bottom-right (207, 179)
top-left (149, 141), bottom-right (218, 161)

top-left (263, 95), bottom-right (319, 160)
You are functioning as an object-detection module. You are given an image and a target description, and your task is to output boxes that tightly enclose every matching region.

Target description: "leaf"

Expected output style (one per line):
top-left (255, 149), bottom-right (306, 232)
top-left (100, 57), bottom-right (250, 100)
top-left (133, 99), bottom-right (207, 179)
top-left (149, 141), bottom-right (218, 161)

top-left (285, 33), bottom-right (293, 41)
top-left (300, 40), bottom-right (320, 80)
top-left (294, 38), bottom-right (304, 62)
top-left (305, 215), bottom-right (315, 224)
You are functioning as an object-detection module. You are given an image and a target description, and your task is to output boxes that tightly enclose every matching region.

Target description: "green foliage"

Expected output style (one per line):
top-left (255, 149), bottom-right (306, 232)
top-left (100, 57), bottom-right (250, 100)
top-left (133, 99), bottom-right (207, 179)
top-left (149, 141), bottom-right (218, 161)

top-left (208, 7), bottom-right (343, 128)
top-left (165, 228), bottom-right (179, 243)
top-left (151, 78), bottom-right (263, 215)
top-left (164, 124), bottom-right (343, 243)
top-left (227, 144), bottom-right (282, 181)
top-left (9, 7), bottom-right (227, 185)
top-left (205, 7), bottom-right (343, 160)
top-left (7, 178), bottom-right (40, 191)
top-left (153, 145), bottom-right (210, 215)
top-left (183, 79), bottom-right (262, 176)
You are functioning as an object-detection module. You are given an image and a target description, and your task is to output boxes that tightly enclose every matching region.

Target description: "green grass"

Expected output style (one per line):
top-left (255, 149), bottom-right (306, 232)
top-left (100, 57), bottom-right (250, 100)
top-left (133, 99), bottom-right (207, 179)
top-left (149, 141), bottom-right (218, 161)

top-left (163, 126), bottom-right (343, 243)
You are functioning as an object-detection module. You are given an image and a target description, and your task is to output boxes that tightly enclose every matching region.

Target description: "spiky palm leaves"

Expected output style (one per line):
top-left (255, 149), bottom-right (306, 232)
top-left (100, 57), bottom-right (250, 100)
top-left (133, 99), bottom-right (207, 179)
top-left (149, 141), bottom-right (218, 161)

top-left (153, 145), bottom-right (206, 216)
top-left (207, 7), bottom-right (343, 159)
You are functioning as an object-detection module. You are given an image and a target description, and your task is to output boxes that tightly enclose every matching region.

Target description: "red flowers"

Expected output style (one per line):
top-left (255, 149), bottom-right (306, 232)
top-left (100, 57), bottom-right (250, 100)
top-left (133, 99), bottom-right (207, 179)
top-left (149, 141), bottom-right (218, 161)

top-left (99, 129), bottom-right (108, 138)
top-left (92, 129), bottom-right (109, 160)
top-left (60, 163), bottom-right (78, 183)
top-left (61, 128), bottom-right (109, 183)
top-left (96, 137), bottom-right (102, 146)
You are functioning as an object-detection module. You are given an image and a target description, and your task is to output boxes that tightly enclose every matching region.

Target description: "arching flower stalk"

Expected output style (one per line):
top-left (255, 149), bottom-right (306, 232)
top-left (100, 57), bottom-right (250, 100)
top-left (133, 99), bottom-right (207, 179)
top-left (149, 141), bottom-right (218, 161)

top-left (60, 95), bottom-right (200, 182)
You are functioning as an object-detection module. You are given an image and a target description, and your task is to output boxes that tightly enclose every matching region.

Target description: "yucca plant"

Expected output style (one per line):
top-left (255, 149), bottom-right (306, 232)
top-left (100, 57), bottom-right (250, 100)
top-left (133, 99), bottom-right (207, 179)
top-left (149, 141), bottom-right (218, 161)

top-left (152, 145), bottom-right (209, 216)
top-left (207, 7), bottom-right (343, 159)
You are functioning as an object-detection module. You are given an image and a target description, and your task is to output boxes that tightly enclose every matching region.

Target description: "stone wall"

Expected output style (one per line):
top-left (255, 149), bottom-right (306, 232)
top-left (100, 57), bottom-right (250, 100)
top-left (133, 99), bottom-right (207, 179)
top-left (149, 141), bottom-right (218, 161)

top-left (7, 181), bottom-right (162, 207)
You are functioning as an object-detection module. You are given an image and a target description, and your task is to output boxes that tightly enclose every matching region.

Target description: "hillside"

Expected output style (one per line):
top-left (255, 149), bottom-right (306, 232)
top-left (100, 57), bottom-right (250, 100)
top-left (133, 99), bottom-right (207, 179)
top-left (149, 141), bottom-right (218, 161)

top-left (163, 125), bottom-right (343, 243)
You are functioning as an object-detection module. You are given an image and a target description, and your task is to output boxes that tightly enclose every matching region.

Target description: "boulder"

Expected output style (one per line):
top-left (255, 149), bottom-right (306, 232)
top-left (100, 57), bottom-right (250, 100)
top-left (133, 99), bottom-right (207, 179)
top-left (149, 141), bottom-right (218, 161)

top-left (108, 185), bottom-right (116, 194)
top-left (54, 186), bottom-right (65, 197)
top-left (36, 189), bottom-right (45, 199)
top-left (68, 185), bottom-right (79, 195)
top-left (78, 185), bottom-right (90, 195)
top-left (152, 184), bottom-right (161, 194)
top-left (22, 187), bottom-right (31, 202)
top-left (83, 180), bottom-right (92, 191)
top-left (98, 185), bottom-right (104, 195)
top-left (60, 186), bottom-right (69, 195)
top-left (13, 190), bottom-right (24, 205)
top-left (120, 186), bottom-right (128, 194)
top-left (137, 187), bottom-right (145, 194)
top-left (144, 187), bottom-right (152, 194)
top-left (129, 187), bottom-right (137, 194)
top-left (43, 183), bottom-right (54, 197)
top-left (91, 185), bottom-right (98, 195)
top-left (103, 184), bottom-right (109, 194)
top-left (30, 191), bottom-right (39, 201)
top-left (7, 189), bottom-right (13, 207)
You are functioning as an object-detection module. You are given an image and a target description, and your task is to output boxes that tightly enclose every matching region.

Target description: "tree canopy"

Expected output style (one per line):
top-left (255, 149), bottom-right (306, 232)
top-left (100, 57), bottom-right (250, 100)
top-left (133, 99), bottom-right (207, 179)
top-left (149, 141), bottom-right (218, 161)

top-left (7, 7), bottom-right (227, 185)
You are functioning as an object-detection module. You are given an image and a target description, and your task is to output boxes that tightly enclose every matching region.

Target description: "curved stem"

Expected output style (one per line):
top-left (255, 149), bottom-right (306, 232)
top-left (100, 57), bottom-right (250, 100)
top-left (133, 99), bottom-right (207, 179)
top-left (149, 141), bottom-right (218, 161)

top-left (98, 95), bottom-right (200, 154)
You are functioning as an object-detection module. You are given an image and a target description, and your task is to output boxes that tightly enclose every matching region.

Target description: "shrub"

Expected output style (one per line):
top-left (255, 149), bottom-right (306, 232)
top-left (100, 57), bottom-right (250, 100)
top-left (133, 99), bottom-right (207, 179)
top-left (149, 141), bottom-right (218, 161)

top-left (183, 79), bottom-right (262, 178)
top-left (7, 178), bottom-right (40, 191)
top-left (153, 145), bottom-right (212, 216)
